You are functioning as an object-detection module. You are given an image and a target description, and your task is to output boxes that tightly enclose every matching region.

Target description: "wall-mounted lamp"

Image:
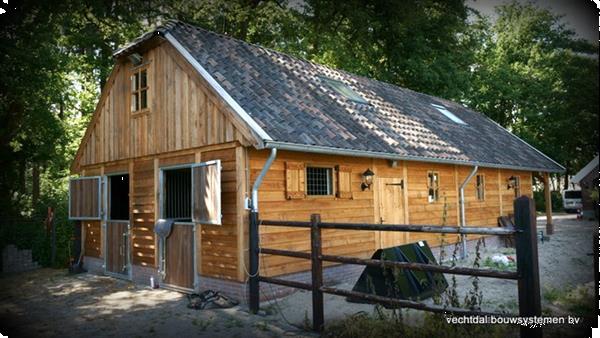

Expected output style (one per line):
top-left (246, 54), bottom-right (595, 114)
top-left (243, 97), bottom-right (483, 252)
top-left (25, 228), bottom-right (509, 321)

top-left (128, 52), bottom-right (143, 66)
top-left (507, 176), bottom-right (517, 189)
top-left (361, 169), bottom-right (375, 191)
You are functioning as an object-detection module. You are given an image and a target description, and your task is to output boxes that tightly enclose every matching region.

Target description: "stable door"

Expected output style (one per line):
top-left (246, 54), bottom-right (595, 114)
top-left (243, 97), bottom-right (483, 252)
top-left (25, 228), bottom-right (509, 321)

top-left (377, 177), bottom-right (406, 248)
top-left (105, 174), bottom-right (131, 278)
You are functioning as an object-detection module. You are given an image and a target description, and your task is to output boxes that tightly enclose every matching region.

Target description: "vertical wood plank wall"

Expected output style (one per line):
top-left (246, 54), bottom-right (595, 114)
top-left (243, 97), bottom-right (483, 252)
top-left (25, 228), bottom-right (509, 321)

top-left (74, 41), bottom-right (252, 170)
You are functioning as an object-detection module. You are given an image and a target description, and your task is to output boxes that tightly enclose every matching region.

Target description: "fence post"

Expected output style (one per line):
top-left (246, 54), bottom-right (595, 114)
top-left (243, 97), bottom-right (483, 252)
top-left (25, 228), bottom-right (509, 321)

top-left (310, 214), bottom-right (324, 332)
top-left (249, 211), bottom-right (260, 314)
top-left (514, 196), bottom-right (542, 338)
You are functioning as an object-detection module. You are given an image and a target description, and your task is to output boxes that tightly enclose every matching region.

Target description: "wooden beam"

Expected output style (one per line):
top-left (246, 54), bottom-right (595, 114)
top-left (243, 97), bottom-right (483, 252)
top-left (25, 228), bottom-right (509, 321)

top-left (544, 172), bottom-right (553, 235)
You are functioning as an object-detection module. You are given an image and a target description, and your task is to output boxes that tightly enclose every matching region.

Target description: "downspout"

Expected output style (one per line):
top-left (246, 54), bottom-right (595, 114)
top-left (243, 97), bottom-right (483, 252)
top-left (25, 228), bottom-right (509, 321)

top-left (251, 148), bottom-right (277, 211)
top-left (459, 166), bottom-right (478, 259)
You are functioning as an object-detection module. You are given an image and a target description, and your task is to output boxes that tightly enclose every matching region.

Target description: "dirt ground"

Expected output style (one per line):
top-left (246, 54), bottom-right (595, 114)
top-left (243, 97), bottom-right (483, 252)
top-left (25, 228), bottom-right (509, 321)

top-left (0, 215), bottom-right (595, 337)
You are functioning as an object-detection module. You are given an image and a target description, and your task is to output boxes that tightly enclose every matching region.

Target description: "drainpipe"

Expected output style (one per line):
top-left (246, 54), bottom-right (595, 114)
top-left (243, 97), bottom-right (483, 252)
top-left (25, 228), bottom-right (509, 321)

top-left (251, 148), bottom-right (277, 212)
top-left (459, 165), bottom-right (478, 259)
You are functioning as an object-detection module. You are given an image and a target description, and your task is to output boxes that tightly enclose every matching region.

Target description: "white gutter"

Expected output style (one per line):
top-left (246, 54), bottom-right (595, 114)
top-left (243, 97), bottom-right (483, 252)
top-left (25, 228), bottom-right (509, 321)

top-left (459, 166), bottom-right (478, 259)
top-left (264, 141), bottom-right (564, 173)
top-left (251, 148), bottom-right (277, 212)
top-left (164, 32), bottom-right (273, 144)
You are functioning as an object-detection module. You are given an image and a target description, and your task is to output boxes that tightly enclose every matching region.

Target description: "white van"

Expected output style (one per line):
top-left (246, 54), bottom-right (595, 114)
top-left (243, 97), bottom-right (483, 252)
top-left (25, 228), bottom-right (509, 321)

top-left (562, 190), bottom-right (583, 213)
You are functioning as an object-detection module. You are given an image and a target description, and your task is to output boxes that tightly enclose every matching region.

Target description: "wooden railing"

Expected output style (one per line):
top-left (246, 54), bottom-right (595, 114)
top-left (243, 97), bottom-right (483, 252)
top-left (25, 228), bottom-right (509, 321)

top-left (248, 196), bottom-right (541, 338)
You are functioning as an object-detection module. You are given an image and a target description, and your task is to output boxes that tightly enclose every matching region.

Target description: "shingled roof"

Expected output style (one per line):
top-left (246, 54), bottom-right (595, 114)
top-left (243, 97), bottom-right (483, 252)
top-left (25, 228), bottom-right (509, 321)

top-left (116, 20), bottom-right (563, 172)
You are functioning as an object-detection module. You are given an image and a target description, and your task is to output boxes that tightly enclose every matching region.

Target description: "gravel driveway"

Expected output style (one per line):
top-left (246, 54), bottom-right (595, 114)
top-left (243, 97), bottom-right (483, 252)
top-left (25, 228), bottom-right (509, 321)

top-left (0, 215), bottom-right (594, 337)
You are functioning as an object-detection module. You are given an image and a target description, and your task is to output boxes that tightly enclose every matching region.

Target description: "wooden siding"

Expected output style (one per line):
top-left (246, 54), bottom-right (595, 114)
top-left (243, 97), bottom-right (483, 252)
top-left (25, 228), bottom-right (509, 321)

top-left (249, 149), bottom-right (534, 277)
top-left (249, 149), bottom-right (378, 277)
top-left (73, 40), bottom-right (254, 170)
top-left (83, 220), bottom-right (102, 258)
top-left (131, 158), bottom-right (156, 267)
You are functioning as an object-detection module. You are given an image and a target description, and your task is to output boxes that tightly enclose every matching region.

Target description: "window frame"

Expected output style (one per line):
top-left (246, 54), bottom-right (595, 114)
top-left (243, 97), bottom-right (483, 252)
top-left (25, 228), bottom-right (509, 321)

top-left (159, 164), bottom-right (193, 222)
top-left (427, 171), bottom-right (440, 203)
top-left (130, 64), bottom-right (149, 115)
top-left (305, 165), bottom-right (335, 198)
top-left (476, 174), bottom-right (485, 201)
top-left (513, 175), bottom-right (521, 198)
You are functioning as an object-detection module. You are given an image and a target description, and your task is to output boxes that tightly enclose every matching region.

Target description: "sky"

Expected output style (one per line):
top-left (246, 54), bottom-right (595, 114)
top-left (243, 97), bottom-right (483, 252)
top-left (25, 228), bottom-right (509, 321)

top-left (467, 0), bottom-right (598, 43)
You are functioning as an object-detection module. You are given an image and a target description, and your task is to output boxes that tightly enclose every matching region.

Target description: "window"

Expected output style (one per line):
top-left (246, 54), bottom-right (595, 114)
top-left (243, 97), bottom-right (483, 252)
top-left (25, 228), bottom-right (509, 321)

top-left (163, 168), bottom-right (192, 221)
top-left (427, 171), bottom-right (439, 203)
top-left (109, 174), bottom-right (130, 220)
top-left (320, 77), bottom-right (368, 104)
top-left (306, 167), bottom-right (333, 196)
top-left (431, 103), bottom-right (467, 125)
top-left (476, 174), bottom-right (485, 201)
top-left (131, 68), bottom-right (148, 113)
top-left (513, 176), bottom-right (521, 198)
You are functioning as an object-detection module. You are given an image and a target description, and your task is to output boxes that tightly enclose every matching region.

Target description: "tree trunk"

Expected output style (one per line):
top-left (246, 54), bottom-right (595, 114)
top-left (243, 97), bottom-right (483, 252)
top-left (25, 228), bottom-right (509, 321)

top-left (563, 161), bottom-right (570, 190)
top-left (32, 162), bottom-right (40, 207)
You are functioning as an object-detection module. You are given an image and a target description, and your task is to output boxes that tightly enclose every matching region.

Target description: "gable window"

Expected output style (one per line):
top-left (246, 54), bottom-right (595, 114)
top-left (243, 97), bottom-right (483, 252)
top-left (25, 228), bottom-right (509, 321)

top-left (306, 166), bottom-right (333, 196)
top-left (476, 174), bottom-right (485, 201)
top-left (427, 171), bottom-right (439, 203)
top-left (320, 77), bottom-right (368, 104)
top-left (131, 68), bottom-right (148, 113)
top-left (431, 103), bottom-right (466, 125)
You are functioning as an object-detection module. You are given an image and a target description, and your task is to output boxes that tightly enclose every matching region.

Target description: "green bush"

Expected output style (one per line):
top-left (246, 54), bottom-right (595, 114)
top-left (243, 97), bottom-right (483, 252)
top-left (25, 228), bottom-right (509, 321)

top-left (533, 190), bottom-right (563, 212)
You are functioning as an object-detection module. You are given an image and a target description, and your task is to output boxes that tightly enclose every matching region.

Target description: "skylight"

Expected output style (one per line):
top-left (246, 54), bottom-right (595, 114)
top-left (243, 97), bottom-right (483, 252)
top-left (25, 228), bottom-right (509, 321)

top-left (320, 77), bottom-right (368, 104)
top-left (431, 103), bottom-right (467, 125)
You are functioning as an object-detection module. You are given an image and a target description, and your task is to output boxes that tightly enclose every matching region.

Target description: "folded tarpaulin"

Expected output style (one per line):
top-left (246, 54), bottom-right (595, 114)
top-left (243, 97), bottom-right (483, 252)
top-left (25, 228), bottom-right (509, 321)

top-left (154, 219), bottom-right (177, 239)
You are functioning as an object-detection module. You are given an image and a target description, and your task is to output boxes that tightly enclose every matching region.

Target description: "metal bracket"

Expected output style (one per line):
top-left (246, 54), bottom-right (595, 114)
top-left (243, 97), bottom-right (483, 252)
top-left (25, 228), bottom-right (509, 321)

top-left (386, 180), bottom-right (404, 189)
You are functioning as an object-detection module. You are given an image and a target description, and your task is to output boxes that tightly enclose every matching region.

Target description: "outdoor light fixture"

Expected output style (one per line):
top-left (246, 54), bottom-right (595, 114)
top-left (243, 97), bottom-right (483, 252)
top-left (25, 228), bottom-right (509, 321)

top-left (361, 168), bottom-right (375, 191)
top-left (128, 52), bottom-right (143, 66)
top-left (507, 176), bottom-right (517, 189)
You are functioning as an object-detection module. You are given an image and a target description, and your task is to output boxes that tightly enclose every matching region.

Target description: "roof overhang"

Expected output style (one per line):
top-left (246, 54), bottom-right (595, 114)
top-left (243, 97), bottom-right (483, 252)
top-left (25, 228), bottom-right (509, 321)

top-left (263, 140), bottom-right (565, 173)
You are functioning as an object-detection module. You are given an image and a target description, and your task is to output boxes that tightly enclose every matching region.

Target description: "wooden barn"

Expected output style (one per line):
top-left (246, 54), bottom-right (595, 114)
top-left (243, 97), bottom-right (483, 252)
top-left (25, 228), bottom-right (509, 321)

top-left (68, 21), bottom-right (563, 297)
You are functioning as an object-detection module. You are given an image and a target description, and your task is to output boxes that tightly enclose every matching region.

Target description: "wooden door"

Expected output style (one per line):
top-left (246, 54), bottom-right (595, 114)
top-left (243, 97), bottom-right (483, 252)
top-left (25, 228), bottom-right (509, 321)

top-left (106, 221), bottom-right (129, 276)
top-left (164, 224), bottom-right (195, 290)
top-left (377, 177), bottom-right (406, 248)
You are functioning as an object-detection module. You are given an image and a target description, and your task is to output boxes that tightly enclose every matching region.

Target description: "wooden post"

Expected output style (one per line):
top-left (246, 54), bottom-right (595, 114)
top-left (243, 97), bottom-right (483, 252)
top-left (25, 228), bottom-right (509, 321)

top-left (514, 196), bottom-right (542, 338)
top-left (249, 211), bottom-right (260, 314)
top-left (310, 214), bottom-right (324, 332)
top-left (544, 173), bottom-right (553, 235)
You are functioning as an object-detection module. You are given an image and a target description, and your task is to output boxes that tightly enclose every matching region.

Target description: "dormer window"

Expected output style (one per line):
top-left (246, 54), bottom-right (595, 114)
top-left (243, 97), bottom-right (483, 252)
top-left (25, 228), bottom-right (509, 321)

top-left (131, 68), bottom-right (148, 113)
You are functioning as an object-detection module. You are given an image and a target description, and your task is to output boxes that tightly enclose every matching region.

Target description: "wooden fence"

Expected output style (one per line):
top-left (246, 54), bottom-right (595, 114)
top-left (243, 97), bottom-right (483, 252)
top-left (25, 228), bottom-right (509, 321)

top-left (248, 196), bottom-right (542, 338)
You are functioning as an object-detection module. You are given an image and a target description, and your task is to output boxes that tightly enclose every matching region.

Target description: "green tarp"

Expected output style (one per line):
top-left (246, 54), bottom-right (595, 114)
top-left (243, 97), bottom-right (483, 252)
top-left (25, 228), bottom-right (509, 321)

top-left (349, 241), bottom-right (448, 304)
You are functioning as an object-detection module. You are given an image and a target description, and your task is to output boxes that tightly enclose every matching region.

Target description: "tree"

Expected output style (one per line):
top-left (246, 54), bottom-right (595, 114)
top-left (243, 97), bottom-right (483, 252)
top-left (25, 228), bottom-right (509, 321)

top-left (465, 2), bottom-right (598, 186)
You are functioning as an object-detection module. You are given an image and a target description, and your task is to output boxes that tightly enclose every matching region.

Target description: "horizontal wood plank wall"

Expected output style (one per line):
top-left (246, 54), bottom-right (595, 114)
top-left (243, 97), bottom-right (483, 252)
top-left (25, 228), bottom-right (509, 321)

top-left (74, 41), bottom-right (253, 170)
top-left (83, 220), bottom-right (102, 258)
top-left (249, 149), bottom-right (377, 277)
top-left (200, 148), bottom-right (239, 280)
top-left (500, 170), bottom-right (533, 216)
top-left (131, 158), bottom-right (155, 267)
top-left (404, 162), bottom-right (460, 247)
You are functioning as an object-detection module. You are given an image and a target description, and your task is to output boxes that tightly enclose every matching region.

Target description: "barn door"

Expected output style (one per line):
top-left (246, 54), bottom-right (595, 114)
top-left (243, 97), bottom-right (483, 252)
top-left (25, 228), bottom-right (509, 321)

top-left (377, 177), bottom-right (406, 248)
top-left (163, 223), bottom-right (195, 290)
top-left (192, 160), bottom-right (222, 225)
top-left (68, 177), bottom-right (102, 220)
top-left (105, 221), bottom-right (130, 276)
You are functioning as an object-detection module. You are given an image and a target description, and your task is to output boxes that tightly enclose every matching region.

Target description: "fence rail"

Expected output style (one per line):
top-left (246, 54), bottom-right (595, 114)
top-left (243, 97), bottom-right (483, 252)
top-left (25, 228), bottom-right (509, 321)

top-left (249, 196), bottom-right (541, 338)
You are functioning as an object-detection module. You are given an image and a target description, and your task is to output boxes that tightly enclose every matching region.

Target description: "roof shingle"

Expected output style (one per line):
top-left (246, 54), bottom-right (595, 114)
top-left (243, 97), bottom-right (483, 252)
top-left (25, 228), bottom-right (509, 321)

top-left (119, 20), bottom-right (564, 172)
